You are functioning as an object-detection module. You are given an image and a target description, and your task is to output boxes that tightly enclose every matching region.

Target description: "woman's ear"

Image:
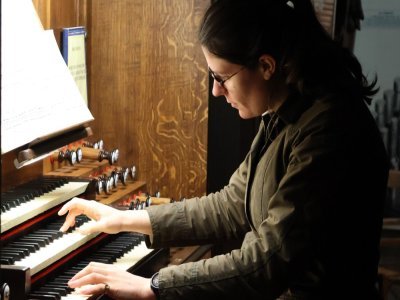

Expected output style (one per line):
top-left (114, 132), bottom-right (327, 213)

top-left (258, 54), bottom-right (276, 80)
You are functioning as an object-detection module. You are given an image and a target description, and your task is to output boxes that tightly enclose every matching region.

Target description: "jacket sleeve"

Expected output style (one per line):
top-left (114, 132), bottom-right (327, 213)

top-left (145, 153), bottom-right (251, 248)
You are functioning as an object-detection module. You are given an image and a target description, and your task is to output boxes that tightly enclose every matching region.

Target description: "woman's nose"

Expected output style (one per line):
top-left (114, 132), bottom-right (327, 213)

top-left (211, 80), bottom-right (225, 97)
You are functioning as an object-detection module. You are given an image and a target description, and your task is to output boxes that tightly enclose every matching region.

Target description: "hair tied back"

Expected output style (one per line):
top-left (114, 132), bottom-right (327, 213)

top-left (286, 1), bottom-right (294, 9)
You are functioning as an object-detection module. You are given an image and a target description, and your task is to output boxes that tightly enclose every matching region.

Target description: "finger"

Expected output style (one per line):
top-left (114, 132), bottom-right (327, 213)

top-left (76, 220), bottom-right (101, 235)
top-left (58, 197), bottom-right (84, 216)
top-left (59, 207), bottom-right (87, 232)
top-left (74, 283), bottom-right (108, 296)
top-left (59, 219), bottom-right (74, 233)
top-left (69, 262), bottom-right (109, 283)
top-left (78, 215), bottom-right (119, 235)
top-left (58, 198), bottom-right (93, 232)
top-left (68, 270), bottom-right (107, 290)
top-left (62, 209), bottom-right (85, 231)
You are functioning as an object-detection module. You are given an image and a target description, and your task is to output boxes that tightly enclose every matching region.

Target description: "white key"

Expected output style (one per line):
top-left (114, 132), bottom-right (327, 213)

top-left (62, 291), bottom-right (90, 300)
top-left (115, 241), bottom-right (153, 270)
top-left (1, 181), bottom-right (89, 233)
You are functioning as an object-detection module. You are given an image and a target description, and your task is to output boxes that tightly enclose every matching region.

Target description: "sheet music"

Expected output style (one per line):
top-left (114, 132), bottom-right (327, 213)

top-left (1, 0), bottom-right (43, 35)
top-left (1, 0), bottom-right (94, 155)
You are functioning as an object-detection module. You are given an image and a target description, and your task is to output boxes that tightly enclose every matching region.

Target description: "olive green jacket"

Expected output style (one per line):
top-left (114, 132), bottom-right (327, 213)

top-left (145, 94), bottom-right (389, 300)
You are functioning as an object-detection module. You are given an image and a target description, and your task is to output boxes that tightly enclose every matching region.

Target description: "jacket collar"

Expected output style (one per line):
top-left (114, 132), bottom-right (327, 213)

top-left (274, 91), bottom-right (313, 125)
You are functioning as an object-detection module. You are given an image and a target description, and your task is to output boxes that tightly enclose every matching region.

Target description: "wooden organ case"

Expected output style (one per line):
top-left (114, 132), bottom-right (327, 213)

top-left (1, 137), bottom-right (170, 300)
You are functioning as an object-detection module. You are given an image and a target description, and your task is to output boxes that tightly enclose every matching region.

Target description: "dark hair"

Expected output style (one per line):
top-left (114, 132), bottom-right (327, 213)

top-left (199, 0), bottom-right (378, 104)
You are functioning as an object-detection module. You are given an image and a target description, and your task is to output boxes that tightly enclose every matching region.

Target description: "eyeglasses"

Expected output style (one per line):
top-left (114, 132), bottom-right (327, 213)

top-left (208, 66), bottom-right (245, 88)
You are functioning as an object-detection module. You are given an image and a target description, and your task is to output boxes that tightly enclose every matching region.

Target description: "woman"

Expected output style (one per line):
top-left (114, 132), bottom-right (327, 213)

top-left (59, 0), bottom-right (389, 299)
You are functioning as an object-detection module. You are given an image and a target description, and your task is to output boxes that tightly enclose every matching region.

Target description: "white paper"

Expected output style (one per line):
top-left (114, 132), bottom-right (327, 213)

top-left (1, 0), bottom-right (43, 36)
top-left (1, 0), bottom-right (94, 154)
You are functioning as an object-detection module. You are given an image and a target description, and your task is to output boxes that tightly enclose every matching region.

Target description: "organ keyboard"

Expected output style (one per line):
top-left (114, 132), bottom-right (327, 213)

top-left (1, 153), bottom-right (169, 300)
top-left (27, 233), bottom-right (159, 300)
top-left (1, 177), bottom-right (91, 233)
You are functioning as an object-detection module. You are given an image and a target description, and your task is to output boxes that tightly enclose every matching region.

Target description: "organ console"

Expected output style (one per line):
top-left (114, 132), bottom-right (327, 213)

top-left (1, 139), bottom-right (169, 300)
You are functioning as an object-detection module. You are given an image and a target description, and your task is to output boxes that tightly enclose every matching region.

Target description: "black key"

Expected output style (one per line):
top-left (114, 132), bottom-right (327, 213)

top-left (0, 255), bottom-right (14, 264)
top-left (25, 234), bottom-right (53, 244)
top-left (0, 258), bottom-right (12, 264)
top-left (19, 237), bottom-right (46, 247)
top-left (38, 286), bottom-right (67, 296)
top-left (2, 246), bottom-right (30, 256)
top-left (35, 230), bottom-right (63, 239)
top-left (42, 282), bottom-right (66, 290)
top-left (87, 258), bottom-right (110, 264)
top-left (52, 277), bottom-right (69, 284)
top-left (27, 293), bottom-right (60, 300)
top-left (1, 249), bottom-right (25, 260)
top-left (9, 242), bottom-right (39, 251)
top-left (1, 202), bottom-right (11, 211)
top-left (1, 199), bottom-right (19, 208)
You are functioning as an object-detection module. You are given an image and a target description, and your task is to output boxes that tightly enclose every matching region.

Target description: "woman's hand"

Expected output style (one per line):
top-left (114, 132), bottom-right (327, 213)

top-left (68, 262), bottom-right (156, 300)
top-left (58, 197), bottom-right (125, 234)
top-left (58, 197), bottom-right (154, 236)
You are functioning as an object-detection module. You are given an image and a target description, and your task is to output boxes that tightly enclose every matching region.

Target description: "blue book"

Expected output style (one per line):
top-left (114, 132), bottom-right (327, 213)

top-left (61, 26), bottom-right (88, 105)
top-left (61, 26), bottom-right (86, 64)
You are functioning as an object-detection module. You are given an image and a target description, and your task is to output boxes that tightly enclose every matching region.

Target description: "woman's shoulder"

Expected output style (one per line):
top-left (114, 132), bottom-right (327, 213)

top-left (288, 95), bottom-right (375, 138)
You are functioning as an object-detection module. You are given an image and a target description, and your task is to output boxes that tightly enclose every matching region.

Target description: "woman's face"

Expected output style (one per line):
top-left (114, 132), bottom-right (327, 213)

top-left (202, 47), bottom-right (271, 119)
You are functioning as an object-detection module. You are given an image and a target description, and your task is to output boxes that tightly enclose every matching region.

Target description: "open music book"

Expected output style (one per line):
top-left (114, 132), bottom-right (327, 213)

top-left (1, 0), bottom-right (94, 158)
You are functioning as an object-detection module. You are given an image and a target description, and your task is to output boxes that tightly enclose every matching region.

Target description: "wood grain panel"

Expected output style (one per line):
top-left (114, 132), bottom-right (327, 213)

top-left (32, 0), bottom-right (88, 46)
top-left (32, 0), bottom-right (50, 28)
top-left (1, 151), bottom-right (43, 191)
top-left (88, 0), bottom-right (209, 200)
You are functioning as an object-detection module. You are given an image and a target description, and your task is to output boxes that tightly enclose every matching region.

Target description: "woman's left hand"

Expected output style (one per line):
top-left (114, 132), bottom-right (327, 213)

top-left (68, 262), bottom-right (156, 300)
